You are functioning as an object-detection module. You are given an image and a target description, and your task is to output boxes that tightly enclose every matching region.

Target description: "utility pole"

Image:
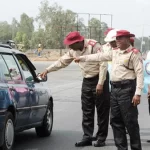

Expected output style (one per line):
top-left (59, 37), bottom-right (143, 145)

top-left (140, 24), bottom-right (144, 53)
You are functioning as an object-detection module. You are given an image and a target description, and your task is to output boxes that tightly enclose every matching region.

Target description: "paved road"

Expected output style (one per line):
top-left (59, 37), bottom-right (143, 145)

top-left (14, 61), bottom-right (150, 150)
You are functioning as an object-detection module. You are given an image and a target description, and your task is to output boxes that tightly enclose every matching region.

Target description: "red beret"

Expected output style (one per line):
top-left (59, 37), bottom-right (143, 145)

top-left (115, 30), bottom-right (135, 37)
top-left (64, 31), bottom-right (84, 45)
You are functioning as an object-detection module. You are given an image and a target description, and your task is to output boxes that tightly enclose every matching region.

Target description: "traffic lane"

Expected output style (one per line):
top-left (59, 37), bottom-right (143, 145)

top-left (13, 101), bottom-right (115, 150)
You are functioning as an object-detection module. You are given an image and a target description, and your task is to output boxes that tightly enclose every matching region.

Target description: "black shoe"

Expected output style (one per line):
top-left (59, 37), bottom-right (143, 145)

top-left (75, 139), bottom-right (92, 147)
top-left (92, 135), bottom-right (97, 141)
top-left (94, 140), bottom-right (106, 147)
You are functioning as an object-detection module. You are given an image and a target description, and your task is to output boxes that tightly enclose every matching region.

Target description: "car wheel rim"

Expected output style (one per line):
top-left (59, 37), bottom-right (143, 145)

top-left (5, 119), bottom-right (14, 149)
top-left (47, 108), bottom-right (52, 131)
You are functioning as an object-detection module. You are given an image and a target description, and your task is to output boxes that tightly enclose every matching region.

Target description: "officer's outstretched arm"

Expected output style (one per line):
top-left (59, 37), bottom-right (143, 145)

top-left (76, 51), bottom-right (112, 62)
top-left (46, 51), bottom-right (73, 73)
top-left (132, 53), bottom-right (144, 96)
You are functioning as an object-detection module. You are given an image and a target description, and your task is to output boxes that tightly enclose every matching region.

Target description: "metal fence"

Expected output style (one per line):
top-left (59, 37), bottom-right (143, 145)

top-left (57, 25), bottom-right (107, 50)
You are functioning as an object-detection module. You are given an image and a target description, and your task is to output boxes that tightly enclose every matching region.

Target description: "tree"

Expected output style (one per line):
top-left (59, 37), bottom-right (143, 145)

top-left (31, 28), bottom-right (47, 48)
top-left (77, 18), bottom-right (87, 37)
top-left (19, 13), bottom-right (34, 40)
top-left (13, 13), bottom-right (34, 50)
top-left (36, 0), bottom-right (81, 48)
top-left (11, 18), bottom-right (19, 39)
top-left (14, 32), bottom-right (23, 43)
top-left (22, 33), bottom-right (30, 49)
top-left (88, 18), bottom-right (108, 43)
top-left (0, 21), bottom-right (12, 42)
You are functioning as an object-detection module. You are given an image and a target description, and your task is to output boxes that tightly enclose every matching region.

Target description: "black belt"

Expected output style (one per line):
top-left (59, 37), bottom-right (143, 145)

top-left (110, 79), bottom-right (135, 88)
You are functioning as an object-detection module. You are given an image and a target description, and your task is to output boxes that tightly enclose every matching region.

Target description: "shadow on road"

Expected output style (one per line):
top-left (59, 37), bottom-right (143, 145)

top-left (14, 129), bottom-right (115, 150)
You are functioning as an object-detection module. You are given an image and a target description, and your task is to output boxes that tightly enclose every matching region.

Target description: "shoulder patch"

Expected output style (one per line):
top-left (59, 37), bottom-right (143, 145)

top-left (126, 48), bottom-right (139, 54)
top-left (88, 40), bottom-right (97, 46)
top-left (132, 48), bottom-right (139, 54)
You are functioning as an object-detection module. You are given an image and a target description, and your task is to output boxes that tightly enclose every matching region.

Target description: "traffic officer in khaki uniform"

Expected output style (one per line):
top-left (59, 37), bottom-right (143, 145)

top-left (40, 31), bottom-right (110, 147)
top-left (75, 30), bottom-right (143, 150)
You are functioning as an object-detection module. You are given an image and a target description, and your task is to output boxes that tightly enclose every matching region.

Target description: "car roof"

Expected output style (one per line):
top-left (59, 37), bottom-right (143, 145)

top-left (0, 44), bottom-right (23, 54)
top-left (0, 45), bottom-right (36, 71)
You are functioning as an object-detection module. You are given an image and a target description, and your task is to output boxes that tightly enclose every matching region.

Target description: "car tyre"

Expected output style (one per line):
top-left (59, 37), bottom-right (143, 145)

top-left (35, 101), bottom-right (53, 137)
top-left (0, 112), bottom-right (14, 150)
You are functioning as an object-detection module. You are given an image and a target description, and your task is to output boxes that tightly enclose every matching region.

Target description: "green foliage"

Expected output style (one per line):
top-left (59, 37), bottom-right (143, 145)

top-left (0, 21), bottom-right (12, 41)
top-left (0, 0), bottom-right (149, 52)
top-left (31, 28), bottom-right (46, 48)
top-left (19, 13), bottom-right (34, 40)
top-left (11, 18), bottom-right (19, 39)
top-left (88, 18), bottom-right (108, 43)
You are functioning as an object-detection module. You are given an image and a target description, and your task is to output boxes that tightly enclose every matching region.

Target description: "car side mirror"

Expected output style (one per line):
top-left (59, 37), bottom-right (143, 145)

top-left (37, 73), bottom-right (47, 82)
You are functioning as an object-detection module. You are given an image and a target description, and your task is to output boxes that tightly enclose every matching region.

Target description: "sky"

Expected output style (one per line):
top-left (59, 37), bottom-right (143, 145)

top-left (0, 0), bottom-right (150, 37)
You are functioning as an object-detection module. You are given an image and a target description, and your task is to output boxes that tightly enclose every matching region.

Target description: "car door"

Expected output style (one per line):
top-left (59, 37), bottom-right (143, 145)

top-left (1, 54), bottom-right (31, 127)
top-left (15, 54), bottom-right (48, 124)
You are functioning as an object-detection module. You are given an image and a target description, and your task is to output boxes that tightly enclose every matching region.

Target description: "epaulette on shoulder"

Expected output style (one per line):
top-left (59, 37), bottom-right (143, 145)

top-left (132, 48), bottom-right (139, 54)
top-left (127, 48), bottom-right (139, 54)
top-left (88, 40), bottom-right (97, 46)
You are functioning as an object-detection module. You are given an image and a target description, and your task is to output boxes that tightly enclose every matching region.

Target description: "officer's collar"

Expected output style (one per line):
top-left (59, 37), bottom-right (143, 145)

top-left (119, 45), bottom-right (132, 54)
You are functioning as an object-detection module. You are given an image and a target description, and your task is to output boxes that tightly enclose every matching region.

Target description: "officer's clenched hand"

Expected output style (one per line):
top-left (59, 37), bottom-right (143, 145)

top-left (40, 70), bottom-right (48, 79)
top-left (96, 84), bottom-right (103, 95)
top-left (74, 57), bottom-right (80, 63)
top-left (132, 95), bottom-right (141, 106)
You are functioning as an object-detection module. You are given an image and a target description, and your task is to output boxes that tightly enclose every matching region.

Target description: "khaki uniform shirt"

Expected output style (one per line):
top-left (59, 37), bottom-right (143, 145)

top-left (102, 43), bottom-right (112, 52)
top-left (46, 39), bottom-right (108, 85)
top-left (79, 45), bottom-right (144, 95)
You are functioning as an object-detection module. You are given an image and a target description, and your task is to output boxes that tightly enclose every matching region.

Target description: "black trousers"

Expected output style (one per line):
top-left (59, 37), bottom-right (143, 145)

top-left (81, 72), bottom-right (110, 142)
top-left (110, 80), bottom-right (142, 150)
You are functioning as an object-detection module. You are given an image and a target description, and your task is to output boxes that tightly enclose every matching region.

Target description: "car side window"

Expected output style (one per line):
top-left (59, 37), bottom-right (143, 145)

top-left (0, 55), bottom-right (12, 81)
top-left (16, 55), bottom-right (34, 82)
top-left (2, 54), bottom-right (22, 81)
